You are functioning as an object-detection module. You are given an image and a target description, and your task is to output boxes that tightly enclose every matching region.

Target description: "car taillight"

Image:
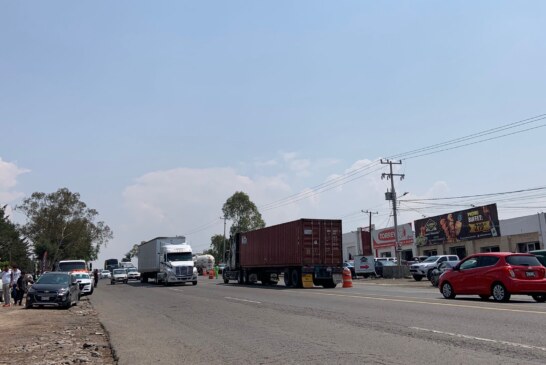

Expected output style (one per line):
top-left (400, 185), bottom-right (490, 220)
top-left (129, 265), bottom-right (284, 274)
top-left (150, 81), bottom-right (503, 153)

top-left (507, 268), bottom-right (516, 278)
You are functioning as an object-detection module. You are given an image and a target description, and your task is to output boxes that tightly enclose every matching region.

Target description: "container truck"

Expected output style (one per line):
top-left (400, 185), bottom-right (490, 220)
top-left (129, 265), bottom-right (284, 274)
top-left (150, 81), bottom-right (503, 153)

top-left (222, 219), bottom-right (343, 288)
top-left (138, 236), bottom-right (198, 285)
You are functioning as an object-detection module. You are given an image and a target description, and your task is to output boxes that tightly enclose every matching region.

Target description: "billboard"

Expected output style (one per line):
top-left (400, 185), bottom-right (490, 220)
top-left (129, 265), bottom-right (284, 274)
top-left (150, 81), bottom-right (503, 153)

top-left (372, 223), bottom-right (414, 249)
top-left (414, 204), bottom-right (500, 246)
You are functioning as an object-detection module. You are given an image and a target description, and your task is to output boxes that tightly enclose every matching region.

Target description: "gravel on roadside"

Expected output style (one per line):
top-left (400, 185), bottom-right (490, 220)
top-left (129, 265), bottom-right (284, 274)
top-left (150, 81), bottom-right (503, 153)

top-left (0, 297), bottom-right (116, 365)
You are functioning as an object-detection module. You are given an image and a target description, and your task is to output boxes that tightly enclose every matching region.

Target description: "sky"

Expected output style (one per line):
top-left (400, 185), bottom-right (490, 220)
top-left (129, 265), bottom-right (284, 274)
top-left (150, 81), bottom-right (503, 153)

top-left (1, 1), bottom-right (546, 269)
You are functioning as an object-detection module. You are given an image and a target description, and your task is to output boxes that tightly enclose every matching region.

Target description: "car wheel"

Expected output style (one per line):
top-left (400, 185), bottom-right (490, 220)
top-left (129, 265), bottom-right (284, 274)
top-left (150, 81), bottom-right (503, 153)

top-left (441, 282), bottom-right (456, 299)
top-left (479, 295), bottom-right (490, 300)
top-left (412, 275), bottom-right (423, 282)
top-left (426, 270), bottom-right (434, 281)
top-left (192, 281), bottom-right (198, 286)
top-left (532, 294), bottom-right (546, 303)
top-left (25, 300), bottom-right (33, 309)
top-left (492, 283), bottom-right (511, 302)
top-left (64, 295), bottom-right (72, 309)
top-left (223, 278), bottom-right (229, 284)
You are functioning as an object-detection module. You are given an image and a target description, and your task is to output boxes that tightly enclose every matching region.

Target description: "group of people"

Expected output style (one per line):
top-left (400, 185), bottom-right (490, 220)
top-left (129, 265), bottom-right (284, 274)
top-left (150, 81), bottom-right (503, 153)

top-left (1, 264), bottom-right (34, 307)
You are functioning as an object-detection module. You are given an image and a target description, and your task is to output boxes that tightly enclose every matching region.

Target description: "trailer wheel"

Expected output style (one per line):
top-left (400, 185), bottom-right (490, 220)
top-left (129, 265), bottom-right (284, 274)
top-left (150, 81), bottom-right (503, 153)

top-left (290, 269), bottom-right (302, 288)
top-left (283, 269), bottom-right (292, 287)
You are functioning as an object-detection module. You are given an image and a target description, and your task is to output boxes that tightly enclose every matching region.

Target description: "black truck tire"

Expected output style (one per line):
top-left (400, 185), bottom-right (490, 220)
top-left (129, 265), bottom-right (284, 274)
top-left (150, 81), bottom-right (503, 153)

top-left (290, 269), bottom-right (302, 288)
top-left (283, 269), bottom-right (292, 287)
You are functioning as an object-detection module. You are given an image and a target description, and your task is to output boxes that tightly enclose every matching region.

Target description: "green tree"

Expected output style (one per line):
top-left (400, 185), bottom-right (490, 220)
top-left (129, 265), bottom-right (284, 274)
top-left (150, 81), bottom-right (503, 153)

top-left (0, 205), bottom-right (31, 271)
top-left (222, 191), bottom-right (265, 235)
top-left (16, 188), bottom-right (113, 270)
top-left (205, 234), bottom-right (228, 263)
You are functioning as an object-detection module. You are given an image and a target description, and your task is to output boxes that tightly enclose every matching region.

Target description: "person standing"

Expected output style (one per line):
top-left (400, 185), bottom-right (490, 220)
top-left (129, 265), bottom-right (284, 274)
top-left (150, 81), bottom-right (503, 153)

top-left (15, 271), bottom-right (27, 306)
top-left (93, 269), bottom-right (99, 287)
top-left (2, 266), bottom-right (12, 307)
top-left (10, 265), bottom-right (21, 304)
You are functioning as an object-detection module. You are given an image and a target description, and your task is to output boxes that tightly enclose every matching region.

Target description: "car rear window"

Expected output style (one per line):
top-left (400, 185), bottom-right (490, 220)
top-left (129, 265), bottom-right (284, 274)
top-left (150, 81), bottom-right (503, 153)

top-left (506, 255), bottom-right (541, 266)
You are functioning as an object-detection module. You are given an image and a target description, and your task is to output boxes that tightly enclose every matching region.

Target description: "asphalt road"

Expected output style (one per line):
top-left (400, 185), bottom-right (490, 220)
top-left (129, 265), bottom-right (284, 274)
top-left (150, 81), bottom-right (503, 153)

top-left (90, 276), bottom-right (546, 365)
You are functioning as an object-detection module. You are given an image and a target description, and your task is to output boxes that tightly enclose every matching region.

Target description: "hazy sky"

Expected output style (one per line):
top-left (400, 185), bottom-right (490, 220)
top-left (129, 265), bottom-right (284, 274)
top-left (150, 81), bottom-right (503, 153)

top-left (2, 1), bottom-right (545, 268)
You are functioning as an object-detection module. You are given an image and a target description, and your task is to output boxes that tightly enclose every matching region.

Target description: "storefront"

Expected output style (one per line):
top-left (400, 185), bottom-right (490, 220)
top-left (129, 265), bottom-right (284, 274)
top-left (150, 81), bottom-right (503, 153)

top-left (372, 223), bottom-right (414, 260)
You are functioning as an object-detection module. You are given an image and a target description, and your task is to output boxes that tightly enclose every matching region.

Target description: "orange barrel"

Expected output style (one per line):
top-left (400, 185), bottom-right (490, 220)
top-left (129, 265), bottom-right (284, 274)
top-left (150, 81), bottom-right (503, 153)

top-left (209, 270), bottom-right (214, 279)
top-left (342, 267), bottom-right (353, 288)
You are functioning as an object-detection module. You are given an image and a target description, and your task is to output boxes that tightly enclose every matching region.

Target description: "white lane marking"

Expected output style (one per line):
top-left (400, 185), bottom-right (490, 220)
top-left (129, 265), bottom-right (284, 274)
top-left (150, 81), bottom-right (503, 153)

top-left (225, 297), bottom-right (261, 304)
top-left (411, 327), bottom-right (546, 352)
top-left (297, 291), bottom-right (546, 315)
top-left (169, 288), bottom-right (184, 292)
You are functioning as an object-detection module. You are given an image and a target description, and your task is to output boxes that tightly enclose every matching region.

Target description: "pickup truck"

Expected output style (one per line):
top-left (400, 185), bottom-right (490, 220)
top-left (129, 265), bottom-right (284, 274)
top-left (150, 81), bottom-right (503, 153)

top-left (409, 255), bottom-right (460, 281)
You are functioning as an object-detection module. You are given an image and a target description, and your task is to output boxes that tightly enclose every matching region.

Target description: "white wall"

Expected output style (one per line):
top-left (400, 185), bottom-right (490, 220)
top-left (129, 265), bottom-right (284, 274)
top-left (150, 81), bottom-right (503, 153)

top-left (500, 213), bottom-right (545, 246)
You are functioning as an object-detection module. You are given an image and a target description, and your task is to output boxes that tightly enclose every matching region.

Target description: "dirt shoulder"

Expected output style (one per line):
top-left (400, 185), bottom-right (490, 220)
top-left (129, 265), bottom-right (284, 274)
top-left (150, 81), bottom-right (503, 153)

top-left (0, 297), bottom-right (116, 365)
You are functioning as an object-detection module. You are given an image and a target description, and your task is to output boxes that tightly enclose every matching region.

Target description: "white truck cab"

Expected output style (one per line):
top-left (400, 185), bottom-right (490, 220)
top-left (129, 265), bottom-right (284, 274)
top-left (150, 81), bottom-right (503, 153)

top-left (138, 237), bottom-right (198, 286)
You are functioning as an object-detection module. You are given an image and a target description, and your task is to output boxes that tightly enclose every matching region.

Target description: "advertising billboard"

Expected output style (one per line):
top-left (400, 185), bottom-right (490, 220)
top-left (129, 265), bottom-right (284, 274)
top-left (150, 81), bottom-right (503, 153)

top-left (372, 223), bottom-right (414, 249)
top-left (414, 204), bottom-right (500, 246)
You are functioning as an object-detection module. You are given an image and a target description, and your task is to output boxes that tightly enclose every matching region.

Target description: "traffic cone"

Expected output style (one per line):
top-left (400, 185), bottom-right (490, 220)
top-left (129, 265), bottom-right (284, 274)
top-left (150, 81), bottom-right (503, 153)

top-left (209, 270), bottom-right (214, 279)
top-left (342, 267), bottom-right (353, 288)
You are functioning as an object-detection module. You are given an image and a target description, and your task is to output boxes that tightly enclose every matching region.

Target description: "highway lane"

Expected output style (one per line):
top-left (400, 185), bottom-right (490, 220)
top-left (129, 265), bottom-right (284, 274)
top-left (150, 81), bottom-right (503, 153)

top-left (91, 277), bottom-right (546, 365)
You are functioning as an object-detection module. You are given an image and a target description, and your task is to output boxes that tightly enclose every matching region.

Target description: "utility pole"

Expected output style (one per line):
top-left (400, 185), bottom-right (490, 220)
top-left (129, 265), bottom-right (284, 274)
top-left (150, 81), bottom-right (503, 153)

top-left (381, 159), bottom-right (404, 270)
top-left (361, 210), bottom-right (378, 255)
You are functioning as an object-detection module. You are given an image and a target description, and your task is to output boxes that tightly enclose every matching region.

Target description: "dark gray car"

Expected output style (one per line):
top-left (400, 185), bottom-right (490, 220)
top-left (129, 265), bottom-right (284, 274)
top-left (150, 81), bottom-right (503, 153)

top-left (26, 272), bottom-right (80, 309)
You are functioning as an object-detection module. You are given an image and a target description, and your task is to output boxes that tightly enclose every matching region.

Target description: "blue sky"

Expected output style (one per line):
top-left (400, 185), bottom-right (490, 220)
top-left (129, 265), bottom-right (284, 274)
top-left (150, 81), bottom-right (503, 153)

top-left (2, 1), bottom-right (545, 267)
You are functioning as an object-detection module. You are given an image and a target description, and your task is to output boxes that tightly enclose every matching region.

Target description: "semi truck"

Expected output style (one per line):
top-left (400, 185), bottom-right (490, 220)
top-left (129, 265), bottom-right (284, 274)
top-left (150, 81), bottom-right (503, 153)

top-left (222, 219), bottom-right (343, 288)
top-left (138, 236), bottom-right (198, 285)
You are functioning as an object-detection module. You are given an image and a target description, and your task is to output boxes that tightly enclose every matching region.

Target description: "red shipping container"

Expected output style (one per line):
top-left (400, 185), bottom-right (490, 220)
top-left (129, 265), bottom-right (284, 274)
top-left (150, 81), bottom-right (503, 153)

top-left (239, 219), bottom-right (342, 268)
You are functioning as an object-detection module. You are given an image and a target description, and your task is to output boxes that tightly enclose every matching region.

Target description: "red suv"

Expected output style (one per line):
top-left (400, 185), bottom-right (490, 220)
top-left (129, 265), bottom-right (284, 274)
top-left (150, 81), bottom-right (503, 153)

top-left (439, 252), bottom-right (546, 302)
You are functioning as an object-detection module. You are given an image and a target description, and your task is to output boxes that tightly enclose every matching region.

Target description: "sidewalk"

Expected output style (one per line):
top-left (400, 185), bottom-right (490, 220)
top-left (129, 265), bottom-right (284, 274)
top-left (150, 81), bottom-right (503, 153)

top-left (351, 276), bottom-right (437, 288)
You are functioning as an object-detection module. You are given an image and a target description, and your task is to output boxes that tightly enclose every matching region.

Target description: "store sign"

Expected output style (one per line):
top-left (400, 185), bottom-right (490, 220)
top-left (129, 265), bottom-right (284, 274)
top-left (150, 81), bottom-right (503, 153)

top-left (354, 256), bottom-right (376, 274)
top-left (372, 223), bottom-right (414, 248)
top-left (414, 203), bottom-right (501, 246)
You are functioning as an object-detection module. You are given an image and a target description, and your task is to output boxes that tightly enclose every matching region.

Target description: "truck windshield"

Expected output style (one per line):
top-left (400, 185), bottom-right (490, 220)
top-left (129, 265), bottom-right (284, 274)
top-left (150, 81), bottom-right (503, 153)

top-left (58, 261), bottom-right (87, 272)
top-left (167, 252), bottom-right (193, 262)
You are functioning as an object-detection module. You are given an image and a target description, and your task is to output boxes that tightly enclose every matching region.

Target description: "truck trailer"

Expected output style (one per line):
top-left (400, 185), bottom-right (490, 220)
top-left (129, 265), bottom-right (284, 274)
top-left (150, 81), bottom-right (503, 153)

top-left (223, 219), bottom-right (343, 288)
top-left (138, 236), bottom-right (198, 285)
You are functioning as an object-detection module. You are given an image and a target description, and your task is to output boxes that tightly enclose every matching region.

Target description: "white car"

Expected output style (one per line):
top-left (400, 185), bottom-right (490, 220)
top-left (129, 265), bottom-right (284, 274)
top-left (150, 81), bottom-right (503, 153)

top-left (73, 272), bottom-right (94, 295)
top-left (100, 270), bottom-right (112, 279)
top-left (111, 268), bottom-right (128, 284)
top-left (409, 255), bottom-right (460, 281)
top-left (126, 267), bottom-right (141, 281)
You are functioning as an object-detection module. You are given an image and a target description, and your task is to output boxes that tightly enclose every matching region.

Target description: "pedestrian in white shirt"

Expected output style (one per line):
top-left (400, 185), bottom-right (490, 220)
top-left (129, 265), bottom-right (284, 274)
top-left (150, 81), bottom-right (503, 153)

top-left (2, 266), bottom-right (12, 306)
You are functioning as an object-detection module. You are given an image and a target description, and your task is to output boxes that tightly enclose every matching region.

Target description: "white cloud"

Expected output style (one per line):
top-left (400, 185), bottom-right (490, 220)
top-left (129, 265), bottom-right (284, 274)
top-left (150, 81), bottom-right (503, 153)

top-left (120, 167), bottom-right (294, 253)
top-left (0, 157), bottom-right (29, 203)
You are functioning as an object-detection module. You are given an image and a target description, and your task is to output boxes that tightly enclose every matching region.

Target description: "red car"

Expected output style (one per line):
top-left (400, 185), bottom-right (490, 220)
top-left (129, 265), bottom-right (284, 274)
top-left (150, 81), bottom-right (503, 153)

top-left (439, 252), bottom-right (546, 302)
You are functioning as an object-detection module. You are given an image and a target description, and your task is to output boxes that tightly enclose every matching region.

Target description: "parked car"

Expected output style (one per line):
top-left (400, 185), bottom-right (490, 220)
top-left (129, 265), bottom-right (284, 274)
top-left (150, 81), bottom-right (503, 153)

top-left (429, 261), bottom-right (459, 287)
top-left (343, 262), bottom-right (356, 279)
top-left (100, 270), bottom-right (112, 279)
top-left (410, 255), bottom-right (460, 281)
top-left (73, 272), bottom-right (94, 295)
top-left (439, 253), bottom-right (546, 302)
top-left (375, 260), bottom-right (397, 277)
top-left (376, 257), bottom-right (397, 264)
top-left (111, 268), bottom-right (128, 284)
top-left (126, 267), bottom-right (141, 281)
top-left (25, 272), bottom-right (80, 309)
top-left (530, 249), bottom-right (546, 267)
top-left (406, 256), bottom-right (428, 265)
